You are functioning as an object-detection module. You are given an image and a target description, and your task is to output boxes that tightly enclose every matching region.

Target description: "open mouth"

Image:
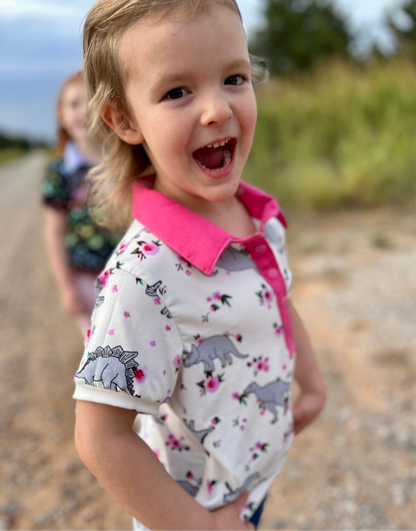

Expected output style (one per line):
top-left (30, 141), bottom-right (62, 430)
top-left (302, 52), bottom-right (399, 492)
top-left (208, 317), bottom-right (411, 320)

top-left (192, 138), bottom-right (237, 172)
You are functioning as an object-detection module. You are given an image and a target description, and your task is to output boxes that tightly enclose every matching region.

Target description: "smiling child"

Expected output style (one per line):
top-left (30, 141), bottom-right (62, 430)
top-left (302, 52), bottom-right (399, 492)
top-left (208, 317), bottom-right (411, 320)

top-left (74, 1), bottom-right (326, 529)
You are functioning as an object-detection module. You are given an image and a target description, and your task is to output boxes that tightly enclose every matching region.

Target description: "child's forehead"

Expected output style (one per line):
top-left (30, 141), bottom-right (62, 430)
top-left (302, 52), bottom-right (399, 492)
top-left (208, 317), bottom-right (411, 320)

top-left (119, 6), bottom-right (247, 78)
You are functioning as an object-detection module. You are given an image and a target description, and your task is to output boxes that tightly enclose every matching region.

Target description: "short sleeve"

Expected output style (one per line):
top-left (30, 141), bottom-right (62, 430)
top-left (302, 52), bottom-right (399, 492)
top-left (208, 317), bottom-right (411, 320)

top-left (41, 159), bottom-right (71, 211)
top-left (73, 268), bottom-right (183, 414)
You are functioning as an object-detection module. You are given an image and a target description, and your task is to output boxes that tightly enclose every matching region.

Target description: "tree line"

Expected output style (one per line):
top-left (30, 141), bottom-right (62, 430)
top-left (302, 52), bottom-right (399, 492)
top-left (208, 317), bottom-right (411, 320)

top-left (0, 131), bottom-right (48, 151)
top-left (249, 0), bottom-right (416, 76)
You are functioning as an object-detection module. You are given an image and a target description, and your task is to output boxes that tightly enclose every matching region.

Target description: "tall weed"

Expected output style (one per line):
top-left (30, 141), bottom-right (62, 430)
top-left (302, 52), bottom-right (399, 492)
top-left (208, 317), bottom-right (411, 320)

top-left (244, 59), bottom-right (416, 210)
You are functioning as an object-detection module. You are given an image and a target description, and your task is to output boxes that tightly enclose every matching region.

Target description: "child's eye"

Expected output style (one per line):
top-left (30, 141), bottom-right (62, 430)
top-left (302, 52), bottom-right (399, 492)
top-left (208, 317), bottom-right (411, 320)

top-left (225, 75), bottom-right (245, 86)
top-left (165, 88), bottom-right (189, 100)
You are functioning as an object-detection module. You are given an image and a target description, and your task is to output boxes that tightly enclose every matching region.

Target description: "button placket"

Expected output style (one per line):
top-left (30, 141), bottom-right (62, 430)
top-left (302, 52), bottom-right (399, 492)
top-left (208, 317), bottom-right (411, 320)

top-left (245, 240), bottom-right (295, 357)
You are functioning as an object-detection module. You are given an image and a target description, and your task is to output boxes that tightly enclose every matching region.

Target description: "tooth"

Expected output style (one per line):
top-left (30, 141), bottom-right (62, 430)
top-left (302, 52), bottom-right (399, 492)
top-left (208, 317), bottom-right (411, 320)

top-left (207, 144), bottom-right (213, 148)
top-left (213, 143), bottom-right (220, 148)
top-left (220, 141), bottom-right (226, 146)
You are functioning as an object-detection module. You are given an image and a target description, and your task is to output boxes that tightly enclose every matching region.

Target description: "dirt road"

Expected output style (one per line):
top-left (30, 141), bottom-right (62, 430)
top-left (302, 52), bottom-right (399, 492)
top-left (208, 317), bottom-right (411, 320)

top-left (0, 152), bottom-right (415, 530)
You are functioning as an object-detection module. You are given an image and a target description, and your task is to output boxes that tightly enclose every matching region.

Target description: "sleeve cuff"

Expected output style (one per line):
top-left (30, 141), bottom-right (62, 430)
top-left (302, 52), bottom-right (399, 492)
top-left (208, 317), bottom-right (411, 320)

top-left (73, 381), bottom-right (160, 415)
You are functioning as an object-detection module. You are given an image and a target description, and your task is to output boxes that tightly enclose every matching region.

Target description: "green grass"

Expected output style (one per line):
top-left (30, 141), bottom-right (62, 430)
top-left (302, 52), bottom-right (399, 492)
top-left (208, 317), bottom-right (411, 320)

top-left (0, 148), bottom-right (28, 165)
top-left (244, 59), bottom-right (416, 210)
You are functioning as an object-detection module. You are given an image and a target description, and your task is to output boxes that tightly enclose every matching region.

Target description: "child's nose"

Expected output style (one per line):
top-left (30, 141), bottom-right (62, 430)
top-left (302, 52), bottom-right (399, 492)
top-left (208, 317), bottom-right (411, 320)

top-left (200, 93), bottom-right (233, 127)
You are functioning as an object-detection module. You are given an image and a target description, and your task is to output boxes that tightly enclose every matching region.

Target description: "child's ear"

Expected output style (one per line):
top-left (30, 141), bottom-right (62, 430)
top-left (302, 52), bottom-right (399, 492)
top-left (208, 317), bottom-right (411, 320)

top-left (101, 100), bottom-right (144, 145)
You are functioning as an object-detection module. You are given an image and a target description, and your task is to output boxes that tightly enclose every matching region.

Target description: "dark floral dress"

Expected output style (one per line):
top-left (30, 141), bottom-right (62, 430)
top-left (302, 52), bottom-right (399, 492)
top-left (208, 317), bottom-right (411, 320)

top-left (42, 149), bottom-right (120, 273)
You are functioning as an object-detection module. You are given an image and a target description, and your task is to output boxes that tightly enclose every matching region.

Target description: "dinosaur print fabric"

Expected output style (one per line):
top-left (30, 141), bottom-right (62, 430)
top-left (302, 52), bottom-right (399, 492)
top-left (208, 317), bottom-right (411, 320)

top-left (74, 181), bottom-right (295, 524)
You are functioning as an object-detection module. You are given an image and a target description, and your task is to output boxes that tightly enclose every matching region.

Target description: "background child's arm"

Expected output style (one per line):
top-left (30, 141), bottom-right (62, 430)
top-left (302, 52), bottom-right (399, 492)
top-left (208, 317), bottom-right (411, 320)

top-left (289, 300), bottom-right (327, 435)
top-left (75, 401), bottom-right (254, 531)
top-left (44, 208), bottom-right (87, 315)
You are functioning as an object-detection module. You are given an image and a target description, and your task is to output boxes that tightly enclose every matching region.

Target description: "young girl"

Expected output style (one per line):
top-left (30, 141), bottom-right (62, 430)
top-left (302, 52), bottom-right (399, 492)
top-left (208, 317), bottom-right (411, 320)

top-left (74, 1), bottom-right (326, 529)
top-left (42, 72), bottom-right (120, 338)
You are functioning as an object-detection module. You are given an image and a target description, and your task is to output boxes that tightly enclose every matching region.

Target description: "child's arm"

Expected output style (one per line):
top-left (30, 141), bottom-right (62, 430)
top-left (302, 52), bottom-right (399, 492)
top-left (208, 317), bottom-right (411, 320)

top-left (75, 401), bottom-right (254, 531)
top-left (44, 208), bottom-right (88, 315)
top-left (289, 301), bottom-right (327, 435)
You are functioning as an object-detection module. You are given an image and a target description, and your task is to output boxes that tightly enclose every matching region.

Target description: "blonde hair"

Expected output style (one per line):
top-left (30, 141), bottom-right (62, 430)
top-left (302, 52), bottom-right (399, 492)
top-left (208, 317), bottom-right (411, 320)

top-left (56, 71), bottom-right (84, 155)
top-left (84, 0), bottom-right (267, 231)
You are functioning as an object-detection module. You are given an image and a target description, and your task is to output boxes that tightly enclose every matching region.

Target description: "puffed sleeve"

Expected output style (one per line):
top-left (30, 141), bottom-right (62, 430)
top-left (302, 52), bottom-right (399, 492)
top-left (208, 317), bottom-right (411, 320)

top-left (41, 159), bottom-right (71, 211)
top-left (73, 268), bottom-right (183, 415)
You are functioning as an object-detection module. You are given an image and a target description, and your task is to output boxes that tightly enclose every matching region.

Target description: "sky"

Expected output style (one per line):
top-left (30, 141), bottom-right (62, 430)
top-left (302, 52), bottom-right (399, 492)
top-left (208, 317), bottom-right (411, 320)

top-left (0, 0), bottom-right (410, 142)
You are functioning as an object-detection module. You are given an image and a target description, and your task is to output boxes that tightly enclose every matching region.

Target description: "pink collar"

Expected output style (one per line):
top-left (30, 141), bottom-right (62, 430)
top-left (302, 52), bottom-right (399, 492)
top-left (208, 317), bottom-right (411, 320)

top-left (131, 180), bottom-right (287, 276)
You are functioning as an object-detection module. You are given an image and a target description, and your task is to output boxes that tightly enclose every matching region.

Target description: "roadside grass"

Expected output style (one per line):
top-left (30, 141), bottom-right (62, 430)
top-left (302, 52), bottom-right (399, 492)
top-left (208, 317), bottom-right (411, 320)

top-left (0, 148), bottom-right (29, 165)
top-left (244, 59), bottom-right (416, 211)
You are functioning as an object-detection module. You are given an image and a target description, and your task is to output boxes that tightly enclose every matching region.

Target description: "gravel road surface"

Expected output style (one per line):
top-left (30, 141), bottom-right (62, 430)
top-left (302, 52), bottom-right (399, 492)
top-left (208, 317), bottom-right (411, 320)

top-left (0, 152), bottom-right (415, 530)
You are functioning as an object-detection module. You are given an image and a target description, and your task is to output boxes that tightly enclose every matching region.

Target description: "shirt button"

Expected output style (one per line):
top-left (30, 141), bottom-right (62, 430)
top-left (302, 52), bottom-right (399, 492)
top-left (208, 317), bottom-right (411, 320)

top-left (268, 268), bottom-right (279, 279)
top-left (255, 244), bottom-right (267, 254)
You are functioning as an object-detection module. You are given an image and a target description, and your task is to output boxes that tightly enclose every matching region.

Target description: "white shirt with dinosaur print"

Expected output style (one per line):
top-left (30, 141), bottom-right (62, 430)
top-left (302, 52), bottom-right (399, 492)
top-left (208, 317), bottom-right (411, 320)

top-left (73, 181), bottom-right (295, 525)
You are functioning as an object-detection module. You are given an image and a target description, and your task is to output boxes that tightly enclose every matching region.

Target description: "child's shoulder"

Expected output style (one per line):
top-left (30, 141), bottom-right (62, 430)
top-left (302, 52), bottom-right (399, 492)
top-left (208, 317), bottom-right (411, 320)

top-left (105, 220), bottom-right (179, 282)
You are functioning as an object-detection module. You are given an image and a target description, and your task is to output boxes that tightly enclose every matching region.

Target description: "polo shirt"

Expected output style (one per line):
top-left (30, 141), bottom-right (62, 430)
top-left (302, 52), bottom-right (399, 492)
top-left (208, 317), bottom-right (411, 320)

top-left (73, 180), bottom-right (296, 523)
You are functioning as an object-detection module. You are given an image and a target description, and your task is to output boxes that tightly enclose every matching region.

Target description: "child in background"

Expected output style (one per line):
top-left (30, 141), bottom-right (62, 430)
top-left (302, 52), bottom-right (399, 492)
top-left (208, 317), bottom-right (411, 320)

top-left (42, 72), bottom-right (120, 338)
top-left (74, 1), bottom-right (326, 529)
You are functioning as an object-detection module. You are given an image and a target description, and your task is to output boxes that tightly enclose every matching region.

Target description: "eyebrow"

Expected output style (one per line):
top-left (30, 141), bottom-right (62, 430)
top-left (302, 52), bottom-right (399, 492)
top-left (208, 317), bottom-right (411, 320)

top-left (151, 58), bottom-right (251, 93)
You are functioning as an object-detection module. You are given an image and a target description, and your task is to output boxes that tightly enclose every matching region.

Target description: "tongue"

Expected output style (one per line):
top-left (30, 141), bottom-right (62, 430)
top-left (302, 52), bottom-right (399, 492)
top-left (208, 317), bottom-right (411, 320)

top-left (193, 146), bottom-right (227, 170)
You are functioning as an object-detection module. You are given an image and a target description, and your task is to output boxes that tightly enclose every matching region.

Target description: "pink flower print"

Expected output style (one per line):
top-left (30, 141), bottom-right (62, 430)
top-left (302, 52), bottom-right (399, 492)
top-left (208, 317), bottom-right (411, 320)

top-left (206, 375), bottom-right (221, 393)
top-left (202, 293), bottom-right (233, 321)
top-left (264, 289), bottom-right (273, 307)
top-left (173, 355), bottom-right (181, 370)
top-left (124, 311), bottom-right (130, 318)
top-left (163, 370), bottom-right (166, 376)
top-left (232, 392), bottom-right (240, 401)
top-left (207, 479), bottom-right (217, 495)
top-left (98, 269), bottom-right (111, 288)
top-left (282, 364), bottom-right (287, 371)
top-left (116, 241), bottom-right (128, 256)
top-left (166, 325), bottom-right (171, 331)
top-left (142, 241), bottom-right (160, 255)
top-left (186, 471), bottom-right (194, 480)
top-left (274, 323), bottom-right (284, 336)
top-left (150, 340), bottom-right (156, 347)
top-left (153, 448), bottom-right (161, 459)
top-left (111, 284), bottom-right (118, 293)
top-left (134, 366), bottom-right (147, 384)
top-left (108, 329), bottom-right (115, 336)
top-left (256, 284), bottom-right (274, 309)
top-left (153, 297), bottom-right (162, 306)
top-left (185, 270), bottom-right (192, 277)
top-left (85, 328), bottom-right (92, 346)
top-left (255, 357), bottom-right (270, 373)
top-left (211, 417), bottom-right (221, 425)
top-left (240, 425), bottom-right (246, 431)
top-left (165, 433), bottom-right (190, 452)
top-left (248, 356), bottom-right (270, 376)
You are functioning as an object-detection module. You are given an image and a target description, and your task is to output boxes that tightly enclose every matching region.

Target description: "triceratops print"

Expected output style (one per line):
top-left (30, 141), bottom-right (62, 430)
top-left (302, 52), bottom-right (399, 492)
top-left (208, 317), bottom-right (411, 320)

top-left (76, 345), bottom-right (138, 395)
top-left (243, 378), bottom-right (290, 424)
top-left (145, 280), bottom-right (172, 319)
top-left (223, 472), bottom-right (261, 503)
top-left (183, 419), bottom-right (216, 445)
top-left (183, 335), bottom-right (248, 373)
